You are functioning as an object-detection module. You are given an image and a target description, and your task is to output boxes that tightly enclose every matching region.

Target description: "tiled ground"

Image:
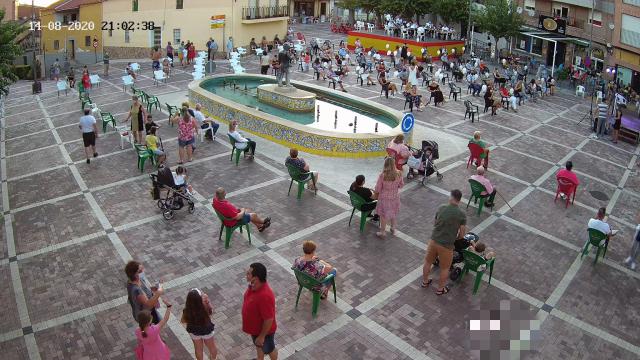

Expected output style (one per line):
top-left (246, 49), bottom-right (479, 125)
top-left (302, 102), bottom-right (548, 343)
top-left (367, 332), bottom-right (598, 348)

top-left (0, 22), bottom-right (639, 360)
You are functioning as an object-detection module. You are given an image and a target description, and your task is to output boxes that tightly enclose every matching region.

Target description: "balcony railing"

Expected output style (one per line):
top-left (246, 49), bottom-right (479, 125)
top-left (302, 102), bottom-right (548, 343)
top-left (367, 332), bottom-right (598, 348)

top-left (242, 6), bottom-right (289, 20)
top-left (527, 10), bottom-right (586, 30)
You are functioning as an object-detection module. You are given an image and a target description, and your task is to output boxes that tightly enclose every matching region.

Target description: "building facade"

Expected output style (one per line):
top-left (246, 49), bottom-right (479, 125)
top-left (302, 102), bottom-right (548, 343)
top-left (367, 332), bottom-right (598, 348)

top-left (612, 0), bottom-right (640, 89)
top-left (515, 0), bottom-right (616, 72)
top-left (0, 0), bottom-right (17, 20)
top-left (101, 0), bottom-right (288, 59)
top-left (290, 0), bottom-right (333, 22)
top-left (40, 0), bottom-right (104, 69)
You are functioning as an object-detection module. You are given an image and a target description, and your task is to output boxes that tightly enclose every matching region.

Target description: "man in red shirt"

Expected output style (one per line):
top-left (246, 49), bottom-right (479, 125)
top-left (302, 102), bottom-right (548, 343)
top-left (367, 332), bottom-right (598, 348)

top-left (242, 262), bottom-right (278, 360)
top-left (556, 161), bottom-right (580, 199)
top-left (212, 187), bottom-right (270, 231)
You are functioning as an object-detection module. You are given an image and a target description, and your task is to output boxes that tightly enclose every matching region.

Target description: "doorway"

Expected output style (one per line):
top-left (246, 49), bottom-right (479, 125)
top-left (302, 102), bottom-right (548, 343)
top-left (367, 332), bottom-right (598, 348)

top-left (320, 2), bottom-right (327, 16)
top-left (153, 27), bottom-right (162, 48)
top-left (67, 39), bottom-right (75, 60)
top-left (546, 41), bottom-right (565, 68)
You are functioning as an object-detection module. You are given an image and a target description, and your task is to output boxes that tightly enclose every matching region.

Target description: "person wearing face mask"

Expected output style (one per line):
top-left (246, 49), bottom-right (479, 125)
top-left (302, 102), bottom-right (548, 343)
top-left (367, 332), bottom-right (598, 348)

top-left (242, 262), bottom-right (278, 360)
top-left (125, 260), bottom-right (164, 324)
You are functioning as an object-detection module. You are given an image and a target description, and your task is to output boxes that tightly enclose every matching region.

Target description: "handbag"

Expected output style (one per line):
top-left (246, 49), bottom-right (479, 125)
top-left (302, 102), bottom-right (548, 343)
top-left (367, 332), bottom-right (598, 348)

top-left (407, 156), bottom-right (421, 169)
top-left (134, 342), bottom-right (144, 360)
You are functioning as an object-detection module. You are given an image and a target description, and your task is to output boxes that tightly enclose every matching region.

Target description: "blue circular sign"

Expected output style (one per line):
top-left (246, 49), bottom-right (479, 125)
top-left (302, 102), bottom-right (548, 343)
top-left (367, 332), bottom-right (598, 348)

top-left (401, 113), bottom-right (415, 133)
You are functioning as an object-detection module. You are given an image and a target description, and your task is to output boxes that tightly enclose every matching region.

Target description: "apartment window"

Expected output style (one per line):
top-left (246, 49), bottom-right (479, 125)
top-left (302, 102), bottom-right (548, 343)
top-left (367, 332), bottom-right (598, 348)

top-left (621, 14), bottom-right (640, 48)
top-left (125, 30), bottom-right (130, 43)
top-left (71, 13), bottom-right (77, 22)
top-left (524, 0), bottom-right (535, 11)
top-left (552, 4), bottom-right (568, 18)
top-left (53, 40), bottom-right (60, 49)
top-left (589, 10), bottom-right (602, 27)
top-left (132, 0), bottom-right (138, 11)
top-left (85, 36), bottom-right (91, 47)
top-left (176, 0), bottom-right (183, 9)
top-left (531, 37), bottom-right (543, 55)
top-left (173, 29), bottom-right (181, 44)
top-left (623, 0), bottom-right (640, 6)
top-left (63, 15), bottom-right (68, 24)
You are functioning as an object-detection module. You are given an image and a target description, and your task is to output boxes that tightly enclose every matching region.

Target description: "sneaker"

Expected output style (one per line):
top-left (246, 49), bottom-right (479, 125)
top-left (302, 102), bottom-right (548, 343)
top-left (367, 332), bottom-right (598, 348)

top-left (86, 158), bottom-right (90, 164)
top-left (559, 192), bottom-right (567, 200)
top-left (624, 256), bottom-right (632, 265)
top-left (631, 262), bottom-right (637, 271)
top-left (611, 229), bottom-right (619, 236)
top-left (93, 152), bottom-right (98, 158)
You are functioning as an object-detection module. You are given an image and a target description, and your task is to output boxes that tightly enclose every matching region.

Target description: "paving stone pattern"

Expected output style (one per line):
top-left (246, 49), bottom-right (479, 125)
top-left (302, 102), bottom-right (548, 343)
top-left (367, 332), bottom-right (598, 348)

top-left (0, 23), bottom-right (639, 360)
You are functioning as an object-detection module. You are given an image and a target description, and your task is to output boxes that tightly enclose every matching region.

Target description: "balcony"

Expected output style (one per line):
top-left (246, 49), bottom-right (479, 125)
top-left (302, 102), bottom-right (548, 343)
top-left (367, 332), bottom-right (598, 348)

top-left (523, 10), bottom-right (609, 44)
top-left (242, 6), bottom-right (289, 23)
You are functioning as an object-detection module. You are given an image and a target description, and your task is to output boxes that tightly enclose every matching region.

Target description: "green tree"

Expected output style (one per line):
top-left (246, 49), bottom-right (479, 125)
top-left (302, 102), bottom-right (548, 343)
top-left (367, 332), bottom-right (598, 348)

top-left (434, 0), bottom-right (470, 28)
top-left (472, 0), bottom-right (524, 57)
top-left (0, 9), bottom-right (26, 96)
top-left (380, 0), bottom-right (433, 25)
top-left (358, 0), bottom-right (384, 24)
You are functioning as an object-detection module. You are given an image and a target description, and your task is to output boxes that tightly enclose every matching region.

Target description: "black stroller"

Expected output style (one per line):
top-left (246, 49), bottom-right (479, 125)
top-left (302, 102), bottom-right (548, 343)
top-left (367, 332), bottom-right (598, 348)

top-left (150, 165), bottom-right (195, 220)
top-left (407, 140), bottom-right (444, 185)
top-left (433, 232), bottom-right (479, 281)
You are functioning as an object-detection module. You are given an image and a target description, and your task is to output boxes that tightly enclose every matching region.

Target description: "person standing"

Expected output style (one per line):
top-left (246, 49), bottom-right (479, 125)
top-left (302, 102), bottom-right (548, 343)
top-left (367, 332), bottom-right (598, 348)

top-left (52, 58), bottom-right (61, 81)
top-left (103, 52), bottom-right (110, 76)
top-left (135, 306), bottom-right (172, 360)
top-left (170, 106), bottom-right (198, 164)
top-left (166, 42), bottom-right (174, 67)
top-left (125, 260), bottom-right (164, 324)
top-left (260, 51), bottom-right (271, 75)
top-left (123, 95), bottom-right (147, 144)
top-left (242, 263), bottom-right (278, 360)
top-left (181, 288), bottom-right (218, 360)
top-left (623, 212), bottom-right (640, 270)
top-left (594, 99), bottom-right (610, 139)
top-left (422, 189), bottom-right (467, 295)
top-left (611, 108), bottom-right (622, 143)
top-left (179, 41), bottom-right (185, 66)
top-left (226, 36), bottom-right (234, 59)
top-left (208, 38), bottom-right (218, 60)
top-left (375, 157), bottom-right (404, 238)
top-left (79, 108), bottom-right (99, 164)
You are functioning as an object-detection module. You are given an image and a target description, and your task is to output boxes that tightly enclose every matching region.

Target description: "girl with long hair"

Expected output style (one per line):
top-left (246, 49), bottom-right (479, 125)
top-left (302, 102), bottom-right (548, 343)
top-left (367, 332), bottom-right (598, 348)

top-left (135, 305), bottom-right (172, 360)
top-left (374, 157), bottom-right (404, 237)
top-left (182, 288), bottom-right (218, 360)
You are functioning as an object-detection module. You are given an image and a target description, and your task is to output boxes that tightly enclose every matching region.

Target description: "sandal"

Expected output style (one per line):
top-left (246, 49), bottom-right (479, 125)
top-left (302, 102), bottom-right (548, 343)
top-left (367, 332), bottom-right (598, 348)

top-left (259, 217), bottom-right (271, 232)
top-left (421, 279), bottom-right (432, 288)
top-left (435, 286), bottom-right (450, 295)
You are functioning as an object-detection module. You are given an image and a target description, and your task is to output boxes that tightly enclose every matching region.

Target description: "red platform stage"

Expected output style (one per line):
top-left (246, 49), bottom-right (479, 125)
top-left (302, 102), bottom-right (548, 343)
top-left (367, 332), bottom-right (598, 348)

top-left (346, 31), bottom-right (464, 61)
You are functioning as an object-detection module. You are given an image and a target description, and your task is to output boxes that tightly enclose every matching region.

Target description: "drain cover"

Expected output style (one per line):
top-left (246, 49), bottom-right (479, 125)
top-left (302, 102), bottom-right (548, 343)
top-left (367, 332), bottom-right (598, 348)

top-left (589, 190), bottom-right (609, 201)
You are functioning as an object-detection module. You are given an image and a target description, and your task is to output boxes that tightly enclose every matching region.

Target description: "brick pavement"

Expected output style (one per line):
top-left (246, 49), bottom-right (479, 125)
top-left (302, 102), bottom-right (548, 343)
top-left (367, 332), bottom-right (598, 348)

top-left (0, 22), bottom-right (639, 359)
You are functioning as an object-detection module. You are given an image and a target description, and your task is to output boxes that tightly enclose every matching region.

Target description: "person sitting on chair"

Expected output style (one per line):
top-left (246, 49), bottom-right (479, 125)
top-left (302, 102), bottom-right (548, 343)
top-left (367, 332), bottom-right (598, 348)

top-left (212, 187), bottom-right (271, 232)
top-left (293, 240), bottom-right (336, 300)
top-left (404, 83), bottom-right (424, 111)
top-left (285, 148), bottom-right (319, 191)
top-left (193, 104), bottom-right (220, 140)
top-left (428, 80), bottom-right (444, 106)
top-left (349, 174), bottom-right (379, 221)
top-left (378, 72), bottom-right (397, 98)
top-left (556, 161), bottom-right (580, 200)
top-left (228, 120), bottom-right (256, 158)
top-left (588, 207), bottom-right (617, 245)
top-left (469, 131), bottom-right (489, 164)
top-left (484, 86), bottom-right (499, 115)
top-left (466, 241), bottom-right (496, 271)
top-left (469, 166), bottom-right (497, 208)
top-left (126, 63), bottom-right (137, 80)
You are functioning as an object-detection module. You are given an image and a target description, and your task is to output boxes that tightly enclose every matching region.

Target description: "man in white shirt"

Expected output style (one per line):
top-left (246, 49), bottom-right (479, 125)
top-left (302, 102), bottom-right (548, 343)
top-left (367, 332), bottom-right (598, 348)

top-left (588, 207), bottom-right (617, 245)
top-left (193, 103), bottom-right (219, 140)
top-left (469, 166), bottom-right (497, 208)
top-left (228, 120), bottom-right (256, 158)
top-left (79, 108), bottom-right (99, 164)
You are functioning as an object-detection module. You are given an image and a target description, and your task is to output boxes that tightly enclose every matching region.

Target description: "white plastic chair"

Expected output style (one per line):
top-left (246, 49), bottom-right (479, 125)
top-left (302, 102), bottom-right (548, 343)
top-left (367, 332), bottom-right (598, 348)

top-left (417, 28), bottom-right (425, 41)
top-left (367, 23), bottom-right (375, 32)
top-left (89, 74), bottom-right (101, 87)
top-left (116, 126), bottom-right (133, 149)
top-left (596, 90), bottom-right (603, 102)
top-left (121, 75), bottom-right (134, 92)
top-left (576, 85), bottom-right (585, 97)
top-left (153, 70), bottom-right (167, 86)
top-left (56, 80), bottom-right (69, 96)
top-left (130, 63), bottom-right (140, 73)
top-left (199, 122), bottom-right (216, 142)
top-left (401, 27), bottom-right (408, 39)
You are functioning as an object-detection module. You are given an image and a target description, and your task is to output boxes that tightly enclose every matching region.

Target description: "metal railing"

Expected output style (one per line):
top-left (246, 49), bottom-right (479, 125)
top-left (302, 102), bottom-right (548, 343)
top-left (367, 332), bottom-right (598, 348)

top-left (242, 6), bottom-right (289, 20)
top-left (529, 10), bottom-right (586, 30)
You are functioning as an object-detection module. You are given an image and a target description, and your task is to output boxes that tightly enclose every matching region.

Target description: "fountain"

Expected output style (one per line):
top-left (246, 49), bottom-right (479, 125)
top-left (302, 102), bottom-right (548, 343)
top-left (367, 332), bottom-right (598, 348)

top-left (188, 74), bottom-right (407, 158)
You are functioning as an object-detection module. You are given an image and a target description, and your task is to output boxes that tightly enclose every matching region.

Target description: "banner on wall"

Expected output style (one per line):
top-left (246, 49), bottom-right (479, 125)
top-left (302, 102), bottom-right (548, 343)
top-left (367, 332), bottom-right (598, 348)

top-left (210, 15), bottom-right (225, 29)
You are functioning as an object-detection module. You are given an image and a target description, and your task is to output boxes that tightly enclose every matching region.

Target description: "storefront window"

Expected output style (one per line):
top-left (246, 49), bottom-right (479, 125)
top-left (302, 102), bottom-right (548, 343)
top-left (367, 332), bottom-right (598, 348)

top-left (531, 38), bottom-right (543, 55)
top-left (294, 1), bottom-right (315, 17)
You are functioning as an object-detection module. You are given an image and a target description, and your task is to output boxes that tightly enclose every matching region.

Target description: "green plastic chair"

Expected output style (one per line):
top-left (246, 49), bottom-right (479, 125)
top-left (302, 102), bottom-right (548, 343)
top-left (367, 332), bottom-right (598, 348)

top-left (581, 228), bottom-right (608, 264)
top-left (467, 179), bottom-right (489, 215)
top-left (134, 144), bottom-right (155, 172)
top-left (227, 134), bottom-right (243, 166)
top-left (214, 208), bottom-right (251, 249)
top-left (81, 96), bottom-right (93, 111)
top-left (166, 103), bottom-right (179, 127)
top-left (286, 164), bottom-right (316, 199)
top-left (458, 249), bottom-right (495, 294)
top-left (347, 190), bottom-right (377, 232)
top-left (100, 112), bottom-right (116, 132)
top-left (131, 86), bottom-right (145, 101)
top-left (77, 82), bottom-right (85, 97)
top-left (146, 95), bottom-right (160, 112)
top-left (292, 268), bottom-right (336, 318)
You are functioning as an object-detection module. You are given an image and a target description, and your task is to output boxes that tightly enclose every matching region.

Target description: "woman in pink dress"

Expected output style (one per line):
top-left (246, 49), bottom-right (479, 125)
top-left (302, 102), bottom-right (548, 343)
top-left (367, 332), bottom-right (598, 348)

top-left (375, 157), bottom-right (404, 238)
top-left (188, 43), bottom-right (196, 64)
top-left (135, 303), bottom-right (172, 360)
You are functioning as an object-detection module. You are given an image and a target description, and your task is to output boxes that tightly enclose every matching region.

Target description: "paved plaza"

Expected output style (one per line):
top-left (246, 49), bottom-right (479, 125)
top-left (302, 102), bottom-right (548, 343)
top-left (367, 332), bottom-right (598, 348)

top-left (1, 23), bottom-right (639, 359)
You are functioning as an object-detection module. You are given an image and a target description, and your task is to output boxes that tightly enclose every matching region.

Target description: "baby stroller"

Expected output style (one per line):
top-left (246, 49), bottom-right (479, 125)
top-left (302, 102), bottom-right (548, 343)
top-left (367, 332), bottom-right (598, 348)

top-left (433, 232), bottom-right (479, 281)
top-left (150, 165), bottom-right (195, 220)
top-left (407, 140), bottom-right (444, 185)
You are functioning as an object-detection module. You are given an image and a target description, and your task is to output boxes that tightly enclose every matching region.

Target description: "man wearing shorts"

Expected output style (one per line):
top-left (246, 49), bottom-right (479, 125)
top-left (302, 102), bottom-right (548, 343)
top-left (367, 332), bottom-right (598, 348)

top-left (212, 187), bottom-right (271, 232)
top-left (79, 108), bottom-right (99, 164)
top-left (422, 189), bottom-right (467, 295)
top-left (242, 262), bottom-right (278, 360)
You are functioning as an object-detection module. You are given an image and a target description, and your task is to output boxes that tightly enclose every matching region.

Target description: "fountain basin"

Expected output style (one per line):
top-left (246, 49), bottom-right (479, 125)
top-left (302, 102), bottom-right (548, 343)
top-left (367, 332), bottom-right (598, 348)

top-left (256, 84), bottom-right (316, 112)
top-left (188, 74), bottom-right (406, 158)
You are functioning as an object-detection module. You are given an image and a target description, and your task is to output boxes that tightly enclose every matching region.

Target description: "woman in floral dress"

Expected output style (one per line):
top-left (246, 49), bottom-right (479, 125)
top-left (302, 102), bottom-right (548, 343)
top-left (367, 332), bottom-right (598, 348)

top-left (375, 157), bottom-right (404, 238)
